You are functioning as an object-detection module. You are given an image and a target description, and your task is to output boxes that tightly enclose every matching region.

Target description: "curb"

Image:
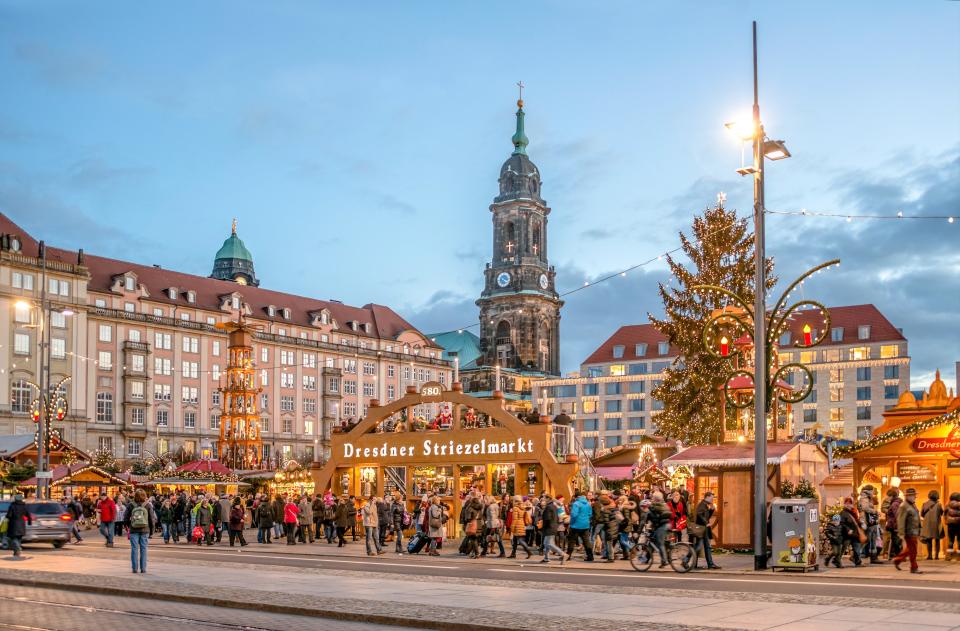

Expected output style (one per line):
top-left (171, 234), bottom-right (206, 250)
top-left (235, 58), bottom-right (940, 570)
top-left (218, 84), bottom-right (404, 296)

top-left (3, 574), bottom-right (505, 631)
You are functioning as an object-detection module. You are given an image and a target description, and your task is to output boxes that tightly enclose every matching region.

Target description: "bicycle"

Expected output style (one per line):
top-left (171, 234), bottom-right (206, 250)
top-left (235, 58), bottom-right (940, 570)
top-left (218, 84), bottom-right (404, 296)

top-left (629, 528), bottom-right (697, 573)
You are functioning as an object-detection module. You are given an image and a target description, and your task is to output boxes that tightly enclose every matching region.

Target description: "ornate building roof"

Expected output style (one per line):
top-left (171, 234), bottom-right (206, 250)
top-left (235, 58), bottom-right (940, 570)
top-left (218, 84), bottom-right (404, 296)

top-left (211, 219), bottom-right (259, 286)
top-left (494, 99), bottom-right (543, 204)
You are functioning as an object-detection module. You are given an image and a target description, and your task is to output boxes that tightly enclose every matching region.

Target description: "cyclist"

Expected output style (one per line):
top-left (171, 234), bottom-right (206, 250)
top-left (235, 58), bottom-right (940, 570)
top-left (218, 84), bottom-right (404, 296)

top-left (649, 491), bottom-right (673, 568)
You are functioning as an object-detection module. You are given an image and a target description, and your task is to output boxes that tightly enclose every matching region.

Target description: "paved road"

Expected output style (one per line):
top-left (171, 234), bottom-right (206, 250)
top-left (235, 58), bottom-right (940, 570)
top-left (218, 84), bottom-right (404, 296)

top-left (0, 584), bottom-right (403, 631)
top-left (41, 543), bottom-right (960, 604)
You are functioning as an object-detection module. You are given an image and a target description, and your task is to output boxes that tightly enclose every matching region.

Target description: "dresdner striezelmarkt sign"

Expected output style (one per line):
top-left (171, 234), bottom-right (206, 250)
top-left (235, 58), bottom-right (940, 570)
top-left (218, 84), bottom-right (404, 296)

top-left (342, 437), bottom-right (537, 460)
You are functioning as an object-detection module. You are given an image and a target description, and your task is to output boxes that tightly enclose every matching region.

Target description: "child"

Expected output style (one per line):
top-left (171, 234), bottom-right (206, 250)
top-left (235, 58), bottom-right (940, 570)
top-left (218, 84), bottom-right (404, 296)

top-left (825, 514), bottom-right (845, 568)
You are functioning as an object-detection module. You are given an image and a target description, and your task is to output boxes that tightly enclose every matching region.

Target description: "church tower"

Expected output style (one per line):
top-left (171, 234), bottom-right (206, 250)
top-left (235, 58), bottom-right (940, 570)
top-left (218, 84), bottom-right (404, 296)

top-left (476, 93), bottom-right (562, 375)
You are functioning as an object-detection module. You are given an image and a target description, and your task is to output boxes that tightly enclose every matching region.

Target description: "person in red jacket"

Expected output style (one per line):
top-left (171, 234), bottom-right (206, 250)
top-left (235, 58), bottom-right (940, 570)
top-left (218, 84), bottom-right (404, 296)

top-left (96, 492), bottom-right (117, 547)
top-left (283, 496), bottom-right (300, 545)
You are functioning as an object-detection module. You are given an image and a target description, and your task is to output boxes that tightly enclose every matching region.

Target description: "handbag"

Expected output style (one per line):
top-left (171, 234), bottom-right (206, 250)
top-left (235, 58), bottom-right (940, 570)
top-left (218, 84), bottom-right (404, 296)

top-left (465, 520), bottom-right (478, 535)
top-left (856, 525), bottom-right (867, 545)
top-left (687, 522), bottom-right (706, 538)
top-left (675, 515), bottom-right (688, 531)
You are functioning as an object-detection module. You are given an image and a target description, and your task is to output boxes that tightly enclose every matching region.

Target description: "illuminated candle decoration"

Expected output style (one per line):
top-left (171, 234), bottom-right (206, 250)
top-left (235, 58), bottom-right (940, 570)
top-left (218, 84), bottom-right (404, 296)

top-left (802, 323), bottom-right (812, 345)
top-left (720, 336), bottom-right (730, 357)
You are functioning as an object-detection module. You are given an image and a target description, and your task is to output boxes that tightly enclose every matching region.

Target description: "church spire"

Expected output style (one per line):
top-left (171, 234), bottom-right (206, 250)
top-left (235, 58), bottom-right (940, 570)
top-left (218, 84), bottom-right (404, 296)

top-left (511, 81), bottom-right (528, 155)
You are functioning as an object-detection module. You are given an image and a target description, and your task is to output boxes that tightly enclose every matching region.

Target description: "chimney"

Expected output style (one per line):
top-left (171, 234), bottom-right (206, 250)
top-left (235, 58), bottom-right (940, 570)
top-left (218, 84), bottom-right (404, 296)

top-left (77, 248), bottom-right (84, 265)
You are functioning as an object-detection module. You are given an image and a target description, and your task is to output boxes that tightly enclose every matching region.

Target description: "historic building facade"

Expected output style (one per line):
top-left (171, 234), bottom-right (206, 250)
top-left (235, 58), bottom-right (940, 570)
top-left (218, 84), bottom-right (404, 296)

top-left (534, 304), bottom-right (911, 449)
top-left (0, 214), bottom-right (450, 465)
top-left (474, 96), bottom-right (562, 380)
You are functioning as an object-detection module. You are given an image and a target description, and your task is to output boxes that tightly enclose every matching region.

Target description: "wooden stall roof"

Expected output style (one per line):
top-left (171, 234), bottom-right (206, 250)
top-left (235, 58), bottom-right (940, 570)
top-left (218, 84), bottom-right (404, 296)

top-left (20, 463), bottom-right (129, 487)
top-left (663, 442), bottom-right (818, 468)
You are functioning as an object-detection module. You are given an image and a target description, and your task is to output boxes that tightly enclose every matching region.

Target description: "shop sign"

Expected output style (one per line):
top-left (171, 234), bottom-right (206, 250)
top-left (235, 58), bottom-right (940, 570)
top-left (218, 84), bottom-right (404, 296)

top-left (910, 427), bottom-right (960, 458)
top-left (896, 461), bottom-right (937, 483)
top-left (342, 437), bottom-right (536, 460)
top-left (947, 460), bottom-right (960, 469)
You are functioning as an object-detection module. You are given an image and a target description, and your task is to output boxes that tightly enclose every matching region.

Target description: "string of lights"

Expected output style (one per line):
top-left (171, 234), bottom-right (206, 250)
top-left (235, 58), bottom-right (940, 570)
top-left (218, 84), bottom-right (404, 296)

top-left (766, 208), bottom-right (956, 223)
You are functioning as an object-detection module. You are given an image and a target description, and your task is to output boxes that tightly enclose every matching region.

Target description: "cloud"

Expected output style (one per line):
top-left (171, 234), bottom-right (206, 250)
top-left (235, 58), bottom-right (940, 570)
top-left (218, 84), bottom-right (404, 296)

top-left (14, 41), bottom-right (110, 86)
top-left (67, 158), bottom-right (152, 189)
top-left (581, 228), bottom-right (614, 240)
top-left (375, 193), bottom-right (416, 215)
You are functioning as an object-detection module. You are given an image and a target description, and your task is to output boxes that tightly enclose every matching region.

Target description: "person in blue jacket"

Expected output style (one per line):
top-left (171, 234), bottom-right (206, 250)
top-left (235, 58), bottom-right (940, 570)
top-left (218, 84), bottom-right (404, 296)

top-left (564, 491), bottom-right (594, 562)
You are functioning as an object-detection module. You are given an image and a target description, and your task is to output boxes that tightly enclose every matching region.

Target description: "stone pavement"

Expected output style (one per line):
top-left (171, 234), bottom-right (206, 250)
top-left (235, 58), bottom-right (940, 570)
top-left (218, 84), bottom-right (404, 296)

top-left (2, 548), bottom-right (960, 631)
top-left (153, 529), bottom-right (960, 582)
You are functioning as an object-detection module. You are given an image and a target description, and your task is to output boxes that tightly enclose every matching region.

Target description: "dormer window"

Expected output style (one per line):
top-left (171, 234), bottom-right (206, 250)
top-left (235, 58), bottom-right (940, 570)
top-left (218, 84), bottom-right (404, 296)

top-left (858, 325), bottom-right (870, 340)
top-left (350, 321), bottom-right (358, 331)
top-left (612, 345), bottom-right (625, 359)
top-left (231, 297), bottom-right (240, 310)
top-left (363, 323), bottom-right (371, 334)
top-left (658, 341), bottom-right (669, 356)
top-left (283, 308), bottom-right (291, 319)
top-left (167, 288), bottom-right (177, 300)
top-left (267, 306), bottom-right (276, 317)
top-left (635, 343), bottom-right (647, 357)
top-left (186, 291), bottom-right (196, 303)
top-left (125, 276), bottom-right (136, 292)
top-left (321, 311), bottom-right (329, 325)
top-left (779, 331), bottom-right (791, 346)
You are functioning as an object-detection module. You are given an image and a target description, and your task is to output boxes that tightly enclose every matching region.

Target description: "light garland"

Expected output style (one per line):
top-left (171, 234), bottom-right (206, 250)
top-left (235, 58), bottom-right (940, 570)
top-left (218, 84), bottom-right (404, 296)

top-left (766, 208), bottom-right (956, 222)
top-left (834, 408), bottom-right (960, 457)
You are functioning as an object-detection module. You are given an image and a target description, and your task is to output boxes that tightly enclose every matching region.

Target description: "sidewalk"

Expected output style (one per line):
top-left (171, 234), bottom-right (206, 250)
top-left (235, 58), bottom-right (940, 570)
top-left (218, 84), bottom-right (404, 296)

top-left (147, 530), bottom-right (960, 583)
top-left (3, 545), bottom-right (960, 631)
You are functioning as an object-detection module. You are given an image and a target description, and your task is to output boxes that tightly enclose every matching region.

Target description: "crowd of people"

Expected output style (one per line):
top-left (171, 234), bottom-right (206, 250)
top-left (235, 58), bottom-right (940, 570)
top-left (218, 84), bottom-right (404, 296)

top-left (823, 485), bottom-right (960, 573)
top-left (13, 483), bottom-right (959, 576)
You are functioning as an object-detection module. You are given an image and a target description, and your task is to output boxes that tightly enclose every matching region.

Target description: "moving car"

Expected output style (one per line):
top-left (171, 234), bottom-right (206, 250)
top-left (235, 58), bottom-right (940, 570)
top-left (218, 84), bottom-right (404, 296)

top-left (0, 499), bottom-right (72, 549)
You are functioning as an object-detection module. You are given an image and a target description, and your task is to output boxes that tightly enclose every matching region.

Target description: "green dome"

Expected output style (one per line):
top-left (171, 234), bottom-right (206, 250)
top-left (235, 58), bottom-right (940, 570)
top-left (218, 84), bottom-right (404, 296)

top-left (215, 233), bottom-right (253, 262)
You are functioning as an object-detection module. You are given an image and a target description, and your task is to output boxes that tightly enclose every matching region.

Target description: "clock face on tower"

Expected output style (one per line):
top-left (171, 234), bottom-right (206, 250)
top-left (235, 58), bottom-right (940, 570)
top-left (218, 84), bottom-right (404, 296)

top-left (539, 274), bottom-right (549, 290)
top-left (496, 272), bottom-right (511, 288)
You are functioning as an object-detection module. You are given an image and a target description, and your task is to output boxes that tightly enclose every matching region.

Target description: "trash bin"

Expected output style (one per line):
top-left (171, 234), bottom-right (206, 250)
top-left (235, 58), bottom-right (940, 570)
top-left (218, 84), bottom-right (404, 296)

top-left (770, 497), bottom-right (820, 572)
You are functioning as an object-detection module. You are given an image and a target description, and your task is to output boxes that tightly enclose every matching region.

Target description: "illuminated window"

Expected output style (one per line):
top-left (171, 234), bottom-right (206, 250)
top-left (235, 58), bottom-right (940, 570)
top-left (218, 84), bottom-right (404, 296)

top-left (880, 345), bottom-right (899, 359)
top-left (582, 400), bottom-right (597, 414)
top-left (609, 364), bottom-right (626, 376)
top-left (800, 351), bottom-right (816, 364)
top-left (849, 346), bottom-right (870, 361)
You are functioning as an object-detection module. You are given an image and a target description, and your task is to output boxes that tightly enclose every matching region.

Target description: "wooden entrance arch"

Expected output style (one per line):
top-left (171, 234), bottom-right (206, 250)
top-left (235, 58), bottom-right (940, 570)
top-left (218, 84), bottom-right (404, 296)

top-left (312, 383), bottom-right (579, 533)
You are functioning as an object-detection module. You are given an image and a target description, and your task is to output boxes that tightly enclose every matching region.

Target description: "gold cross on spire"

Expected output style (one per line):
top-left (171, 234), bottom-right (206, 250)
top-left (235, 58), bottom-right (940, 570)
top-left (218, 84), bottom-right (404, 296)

top-left (231, 217), bottom-right (237, 234)
top-left (517, 80), bottom-right (525, 108)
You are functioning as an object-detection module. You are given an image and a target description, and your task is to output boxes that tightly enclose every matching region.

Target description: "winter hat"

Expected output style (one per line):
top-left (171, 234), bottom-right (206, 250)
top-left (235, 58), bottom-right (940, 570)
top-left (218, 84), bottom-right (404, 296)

top-left (831, 514), bottom-right (841, 523)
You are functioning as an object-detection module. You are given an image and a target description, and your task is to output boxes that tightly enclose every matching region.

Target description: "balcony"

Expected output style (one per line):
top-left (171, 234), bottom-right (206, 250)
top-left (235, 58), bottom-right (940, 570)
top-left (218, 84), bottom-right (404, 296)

top-left (123, 341), bottom-right (151, 353)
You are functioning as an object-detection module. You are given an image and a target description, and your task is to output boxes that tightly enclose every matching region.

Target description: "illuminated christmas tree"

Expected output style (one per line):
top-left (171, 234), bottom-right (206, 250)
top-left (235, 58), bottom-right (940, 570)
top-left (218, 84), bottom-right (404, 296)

top-left (648, 196), bottom-right (775, 444)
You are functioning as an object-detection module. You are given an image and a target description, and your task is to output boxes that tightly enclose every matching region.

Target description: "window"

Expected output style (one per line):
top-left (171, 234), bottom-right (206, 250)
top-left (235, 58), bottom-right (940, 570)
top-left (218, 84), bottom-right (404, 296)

top-left (830, 384), bottom-right (844, 402)
top-left (128, 329), bottom-right (141, 342)
top-left (302, 353), bottom-right (317, 369)
top-left (280, 395), bottom-right (295, 412)
top-left (629, 398), bottom-right (645, 412)
top-left (212, 341), bottom-right (221, 356)
top-left (98, 351), bottom-right (112, 370)
top-left (800, 350), bottom-right (817, 364)
top-left (280, 350), bottom-right (295, 366)
top-left (98, 324), bottom-right (112, 342)
top-left (328, 378), bottom-right (339, 393)
top-left (181, 361), bottom-right (199, 378)
top-left (344, 380), bottom-right (357, 395)
top-left (303, 398), bottom-right (317, 414)
top-left (282, 417), bottom-right (293, 433)
top-left (831, 327), bottom-right (844, 342)
top-left (153, 384), bottom-right (171, 401)
top-left (856, 425), bottom-right (873, 440)
top-left (96, 393), bottom-right (113, 423)
top-left (362, 362), bottom-right (376, 375)
top-left (628, 417), bottom-right (645, 430)
top-left (779, 331), bottom-right (791, 346)
top-left (362, 381), bottom-right (375, 396)
top-left (652, 361), bottom-right (671, 373)
top-left (605, 435), bottom-right (623, 448)
top-left (604, 399), bottom-right (621, 413)
top-left (857, 407), bottom-right (871, 421)
top-left (261, 347), bottom-right (269, 362)
top-left (14, 332), bottom-right (30, 355)
top-left (387, 385), bottom-right (395, 401)
top-left (803, 409), bottom-right (817, 423)
top-left (125, 276), bottom-right (136, 291)
top-left (608, 364), bottom-right (626, 377)
top-left (856, 367), bottom-right (872, 381)
top-left (182, 336), bottom-right (199, 353)
top-left (184, 411), bottom-right (196, 429)
top-left (210, 414), bottom-right (221, 430)
top-left (302, 375), bottom-right (316, 390)
top-left (343, 359), bottom-right (357, 374)
top-left (212, 364), bottom-right (221, 380)
top-left (181, 386), bottom-right (198, 404)
top-left (280, 373), bottom-right (294, 388)
top-left (628, 363), bottom-right (648, 375)
top-left (231, 296), bottom-right (240, 309)
top-left (657, 342), bottom-right (669, 356)
top-left (858, 325), bottom-right (871, 340)
top-left (98, 436), bottom-right (113, 454)
top-left (612, 345), bottom-right (625, 359)
top-left (14, 302), bottom-right (31, 323)
top-left (780, 352), bottom-right (793, 363)
top-left (651, 399), bottom-right (664, 411)
top-left (153, 333), bottom-right (170, 350)
top-left (130, 381), bottom-right (144, 400)
top-left (261, 394), bottom-right (269, 409)
top-left (880, 345), bottom-right (899, 359)
top-left (153, 358), bottom-right (171, 376)
top-left (884, 384), bottom-right (899, 400)
top-left (830, 408), bottom-right (844, 422)
top-left (155, 410), bottom-right (167, 426)
top-left (884, 365), bottom-right (900, 380)
top-left (11, 379), bottom-right (31, 413)
top-left (635, 343), bottom-right (647, 357)
top-left (849, 346), bottom-right (870, 361)
top-left (260, 370), bottom-right (268, 386)
top-left (582, 383), bottom-right (599, 396)
top-left (605, 417), bottom-right (622, 431)
top-left (627, 381), bottom-right (644, 394)
top-left (50, 311), bottom-right (66, 328)
top-left (581, 419), bottom-right (599, 431)
top-left (260, 418), bottom-right (270, 434)
top-left (153, 308), bottom-right (164, 317)
top-left (582, 437), bottom-right (597, 450)
top-left (124, 302), bottom-right (135, 313)
top-left (127, 439), bottom-right (142, 457)
top-left (856, 386), bottom-right (871, 401)
top-left (830, 368), bottom-right (844, 383)
top-left (96, 298), bottom-right (108, 308)
top-left (212, 391), bottom-right (221, 407)
top-left (587, 367), bottom-right (602, 378)
top-left (605, 382), bottom-right (622, 395)
top-left (48, 278), bottom-right (69, 296)
top-left (402, 366), bottom-right (410, 380)
top-left (12, 272), bottom-right (34, 290)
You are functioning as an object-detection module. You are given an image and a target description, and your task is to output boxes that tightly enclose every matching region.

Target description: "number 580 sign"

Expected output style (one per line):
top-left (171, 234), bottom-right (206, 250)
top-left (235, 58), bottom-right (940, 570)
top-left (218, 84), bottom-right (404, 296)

top-left (420, 382), bottom-right (444, 398)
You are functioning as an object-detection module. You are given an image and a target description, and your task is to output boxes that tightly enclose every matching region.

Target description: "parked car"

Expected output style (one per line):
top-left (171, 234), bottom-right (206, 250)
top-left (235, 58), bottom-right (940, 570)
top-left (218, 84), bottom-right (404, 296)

top-left (0, 499), bottom-right (72, 549)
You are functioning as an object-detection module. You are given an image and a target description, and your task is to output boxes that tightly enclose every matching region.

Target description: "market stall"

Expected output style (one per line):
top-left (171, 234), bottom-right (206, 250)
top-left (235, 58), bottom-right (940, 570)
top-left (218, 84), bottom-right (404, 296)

top-left (146, 459), bottom-right (247, 496)
top-left (19, 463), bottom-right (130, 499)
top-left (314, 382), bottom-right (579, 537)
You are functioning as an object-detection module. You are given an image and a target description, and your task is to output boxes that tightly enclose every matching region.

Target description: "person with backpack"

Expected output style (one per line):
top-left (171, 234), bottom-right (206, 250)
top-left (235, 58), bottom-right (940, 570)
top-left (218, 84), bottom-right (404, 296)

top-left (228, 497), bottom-right (249, 547)
top-left (256, 496), bottom-right (274, 544)
top-left (124, 489), bottom-right (156, 573)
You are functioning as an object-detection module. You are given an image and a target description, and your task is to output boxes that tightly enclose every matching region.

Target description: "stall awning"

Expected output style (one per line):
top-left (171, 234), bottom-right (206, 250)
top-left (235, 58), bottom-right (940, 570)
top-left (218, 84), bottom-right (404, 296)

top-left (144, 478), bottom-right (250, 487)
top-left (595, 465), bottom-right (634, 479)
top-left (662, 442), bottom-right (799, 468)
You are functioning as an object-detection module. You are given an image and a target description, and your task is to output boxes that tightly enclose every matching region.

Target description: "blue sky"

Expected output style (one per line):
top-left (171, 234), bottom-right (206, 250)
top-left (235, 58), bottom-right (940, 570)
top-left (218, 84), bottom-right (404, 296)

top-left (1, 2), bottom-right (958, 388)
